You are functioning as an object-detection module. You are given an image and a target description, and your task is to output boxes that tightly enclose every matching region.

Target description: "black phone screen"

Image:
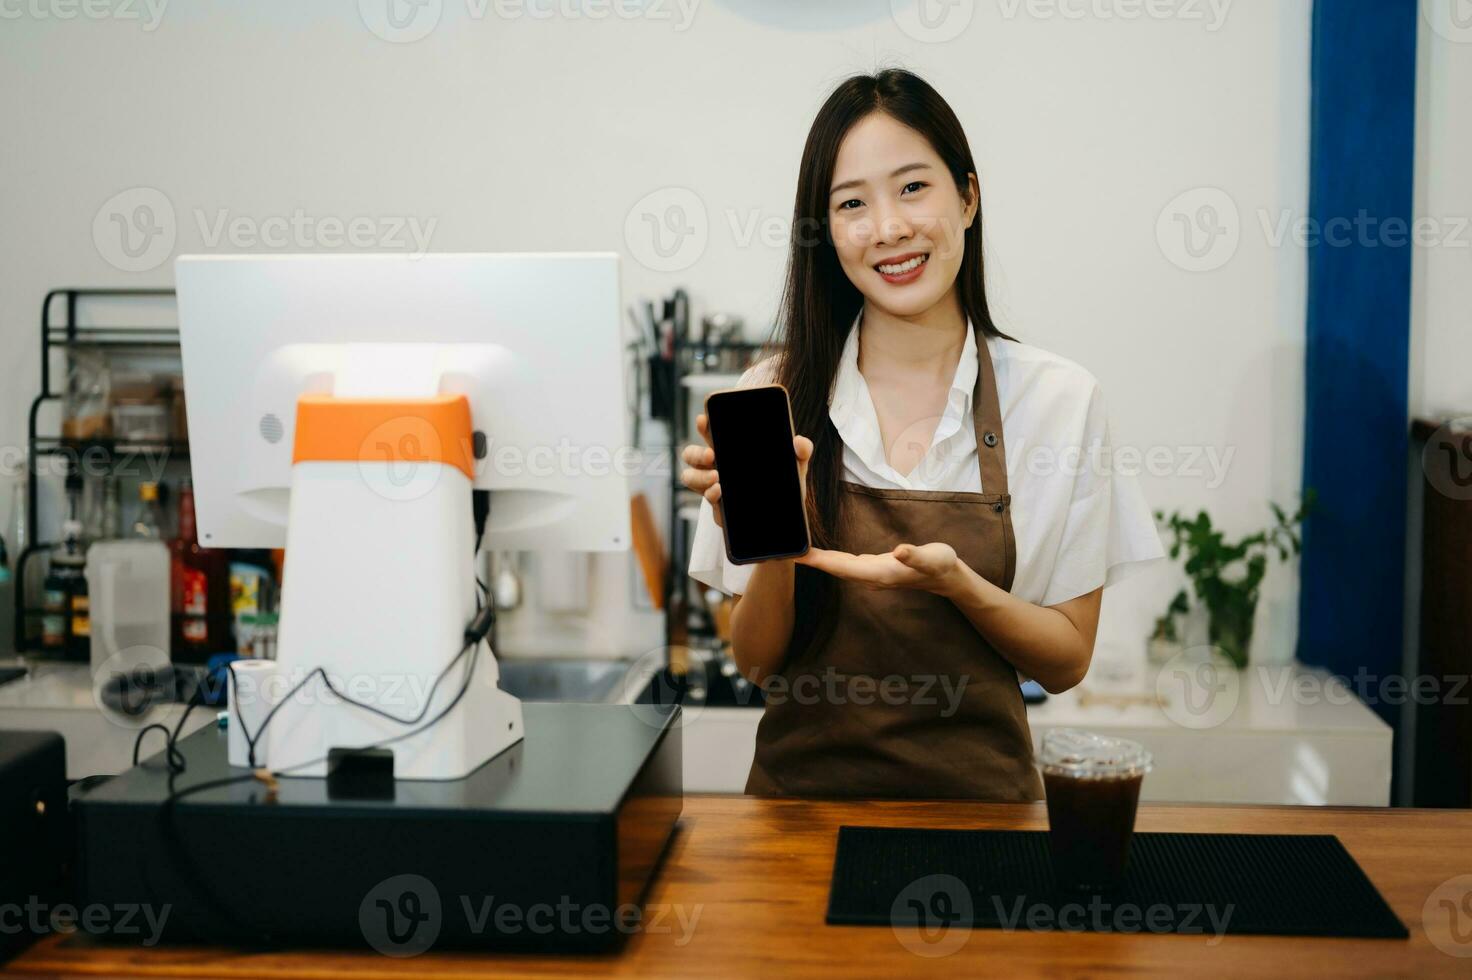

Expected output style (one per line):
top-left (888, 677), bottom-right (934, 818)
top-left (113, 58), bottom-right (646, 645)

top-left (704, 385), bottom-right (810, 564)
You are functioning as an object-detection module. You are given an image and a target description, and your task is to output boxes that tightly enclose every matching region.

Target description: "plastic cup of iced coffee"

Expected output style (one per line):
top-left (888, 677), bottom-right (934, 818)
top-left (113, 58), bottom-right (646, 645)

top-left (1038, 728), bottom-right (1153, 891)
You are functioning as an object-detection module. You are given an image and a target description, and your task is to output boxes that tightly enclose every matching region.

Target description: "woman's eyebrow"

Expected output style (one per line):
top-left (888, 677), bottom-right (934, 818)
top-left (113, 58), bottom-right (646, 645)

top-left (829, 161), bottom-right (933, 196)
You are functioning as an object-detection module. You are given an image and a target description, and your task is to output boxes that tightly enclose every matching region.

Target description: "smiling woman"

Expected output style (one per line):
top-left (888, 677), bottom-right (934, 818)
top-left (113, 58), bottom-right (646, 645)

top-left (681, 69), bottom-right (1165, 802)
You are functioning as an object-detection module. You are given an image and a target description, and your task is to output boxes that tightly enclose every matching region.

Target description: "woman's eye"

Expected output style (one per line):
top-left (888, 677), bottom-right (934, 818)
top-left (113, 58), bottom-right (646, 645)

top-left (837, 199), bottom-right (864, 211)
top-left (901, 181), bottom-right (928, 195)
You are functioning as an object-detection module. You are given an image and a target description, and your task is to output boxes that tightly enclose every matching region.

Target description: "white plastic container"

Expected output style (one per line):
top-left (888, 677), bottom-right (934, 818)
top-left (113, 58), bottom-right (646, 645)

top-left (84, 538), bottom-right (171, 673)
top-left (110, 403), bottom-right (170, 443)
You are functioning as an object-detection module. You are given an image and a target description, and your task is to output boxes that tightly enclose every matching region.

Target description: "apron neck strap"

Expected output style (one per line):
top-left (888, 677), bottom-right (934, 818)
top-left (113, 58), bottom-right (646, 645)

top-left (971, 328), bottom-right (1009, 496)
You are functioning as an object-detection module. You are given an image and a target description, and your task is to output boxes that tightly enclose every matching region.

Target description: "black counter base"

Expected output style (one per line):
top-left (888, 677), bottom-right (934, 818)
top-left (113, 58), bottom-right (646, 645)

top-left (72, 702), bottom-right (682, 954)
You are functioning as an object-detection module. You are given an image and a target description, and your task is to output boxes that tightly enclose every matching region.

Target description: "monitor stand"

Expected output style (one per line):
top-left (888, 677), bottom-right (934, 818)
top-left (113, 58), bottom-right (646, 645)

top-left (256, 390), bottom-right (522, 780)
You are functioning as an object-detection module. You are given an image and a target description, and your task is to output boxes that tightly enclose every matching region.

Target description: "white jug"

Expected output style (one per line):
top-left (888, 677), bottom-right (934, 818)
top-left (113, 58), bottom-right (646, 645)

top-left (84, 538), bottom-right (171, 674)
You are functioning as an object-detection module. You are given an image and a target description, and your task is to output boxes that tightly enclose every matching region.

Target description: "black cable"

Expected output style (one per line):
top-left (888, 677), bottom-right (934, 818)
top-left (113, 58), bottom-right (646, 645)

top-left (268, 634), bottom-right (484, 779)
top-left (131, 684), bottom-right (205, 774)
top-left (472, 487), bottom-right (493, 629)
top-left (209, 629), bottom-right (485, 780)
top-left (138, 510), bottom-right (496, 776)
top-left (147, 606), bottom-right (493, 944)
top-left (132, 724), bottom-right (175, 768)
top-left (230, 637), bottom-right (478, 769)
top-left (473, 489), bottom-right (490, 549)
top-left (130, 516), bottom-right (500, 943)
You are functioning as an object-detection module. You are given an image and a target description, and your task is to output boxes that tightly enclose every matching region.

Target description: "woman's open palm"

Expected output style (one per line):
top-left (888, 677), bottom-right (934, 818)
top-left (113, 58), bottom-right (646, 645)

top-left (797, 542), bottom-right (961, 594)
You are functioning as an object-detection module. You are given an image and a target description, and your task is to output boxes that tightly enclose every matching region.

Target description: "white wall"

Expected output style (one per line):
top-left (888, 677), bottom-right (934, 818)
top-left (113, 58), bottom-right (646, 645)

top-left (1412, 3), bottom-right (1472, 421)
top-left (0, 0), bottom-right (1316, 665)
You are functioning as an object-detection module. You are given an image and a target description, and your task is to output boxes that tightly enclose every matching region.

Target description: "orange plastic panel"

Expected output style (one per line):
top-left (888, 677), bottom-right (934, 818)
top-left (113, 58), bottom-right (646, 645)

top-left (291, 394), bottom-right (475, 480)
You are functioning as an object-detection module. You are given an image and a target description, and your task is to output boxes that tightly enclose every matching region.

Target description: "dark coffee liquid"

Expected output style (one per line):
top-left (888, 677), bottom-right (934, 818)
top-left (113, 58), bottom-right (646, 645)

top-left (1043, 770), bottom-right (1144, 891)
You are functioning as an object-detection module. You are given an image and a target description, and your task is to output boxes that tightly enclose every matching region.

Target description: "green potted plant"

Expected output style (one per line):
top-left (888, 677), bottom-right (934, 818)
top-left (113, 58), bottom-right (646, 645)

top-left (1154, 492), bottom-right (1313, 670)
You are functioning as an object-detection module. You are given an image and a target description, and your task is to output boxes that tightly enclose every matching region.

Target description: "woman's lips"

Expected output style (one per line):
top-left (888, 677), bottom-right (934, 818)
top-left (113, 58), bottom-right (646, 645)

top-left (874, 252), bottom-right (929, 285)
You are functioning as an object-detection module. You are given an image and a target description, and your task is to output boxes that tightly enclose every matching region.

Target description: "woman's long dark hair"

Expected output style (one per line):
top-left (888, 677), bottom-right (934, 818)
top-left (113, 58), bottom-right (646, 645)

top-left (774, 68), bottom-right (1009, 550)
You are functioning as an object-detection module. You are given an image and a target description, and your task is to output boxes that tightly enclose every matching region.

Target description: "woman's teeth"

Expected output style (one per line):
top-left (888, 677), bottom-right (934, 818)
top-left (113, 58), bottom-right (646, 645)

top-left (877, 255), bottom-right (928, 275)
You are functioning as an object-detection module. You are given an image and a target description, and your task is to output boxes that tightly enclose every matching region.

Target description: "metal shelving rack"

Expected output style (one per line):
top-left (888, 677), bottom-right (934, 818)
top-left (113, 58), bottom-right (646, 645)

top-left (13, 287), bottom-right (184, 654)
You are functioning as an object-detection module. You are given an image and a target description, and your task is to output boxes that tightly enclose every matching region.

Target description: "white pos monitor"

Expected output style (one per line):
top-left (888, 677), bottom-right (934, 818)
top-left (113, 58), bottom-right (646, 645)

top-left (174, 252), bottom-right (631, 780)
top-left (175, 252), bottom-right (630, 553)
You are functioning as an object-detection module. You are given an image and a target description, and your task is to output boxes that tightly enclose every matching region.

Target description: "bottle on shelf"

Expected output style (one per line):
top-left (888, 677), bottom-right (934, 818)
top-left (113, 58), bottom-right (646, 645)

top-left (9, 465), bottom-right (38, 652)
top-left (132, 482), bottom-right (164, 539)
top-left (229, 551), bottom-right (278, 659)
top-left (39, 562), bottom-right (66, 654)
top-left (99, 476), bottom-right (123, 540)
top-left (82, 473), bottom-right (114, 543)
top-left (64, 472), bottom-right (85, 534)
top-left (170, 479), bottom-right (231, 661)
top-left (42, 519), bottom-right (89, 661)
top-left (7, 466), bottom-right (28, 560)
top-left (0, 532), bottom-right (13, 659)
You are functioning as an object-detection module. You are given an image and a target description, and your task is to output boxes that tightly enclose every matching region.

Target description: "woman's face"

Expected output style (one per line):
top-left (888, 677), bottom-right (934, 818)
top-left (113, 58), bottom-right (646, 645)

top-left (826, 112), bottom-right (978, 319)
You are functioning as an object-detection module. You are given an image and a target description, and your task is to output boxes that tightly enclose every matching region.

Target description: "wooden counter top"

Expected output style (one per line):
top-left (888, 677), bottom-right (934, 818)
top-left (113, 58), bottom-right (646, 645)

top-left (8, 796), bottom-right (1471, 978)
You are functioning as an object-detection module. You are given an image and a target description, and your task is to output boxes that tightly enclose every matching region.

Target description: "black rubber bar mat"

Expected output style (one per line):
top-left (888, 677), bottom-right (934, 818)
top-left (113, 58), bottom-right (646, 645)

top-left (827, 826), bottom-right (1408, 939)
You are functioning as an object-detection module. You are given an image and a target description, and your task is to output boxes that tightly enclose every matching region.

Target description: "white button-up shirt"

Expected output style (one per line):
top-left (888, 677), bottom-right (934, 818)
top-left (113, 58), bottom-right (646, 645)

top-left (688, 309), bottom-right (1165, 607)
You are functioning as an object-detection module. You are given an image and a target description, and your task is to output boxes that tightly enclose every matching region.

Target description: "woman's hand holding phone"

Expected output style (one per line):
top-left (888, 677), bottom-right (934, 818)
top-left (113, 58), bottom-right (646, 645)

top-left (681, 413), bottom-right (813, 539)
top-left (685, 410), bottom-right (814, 680)
top-left (682, 403), bottom-right (960, 591)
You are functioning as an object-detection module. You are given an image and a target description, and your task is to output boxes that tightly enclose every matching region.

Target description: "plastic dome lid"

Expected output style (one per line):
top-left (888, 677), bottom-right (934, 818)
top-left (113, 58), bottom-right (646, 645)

top-left (1038, 728), bottom-right (1153, 780)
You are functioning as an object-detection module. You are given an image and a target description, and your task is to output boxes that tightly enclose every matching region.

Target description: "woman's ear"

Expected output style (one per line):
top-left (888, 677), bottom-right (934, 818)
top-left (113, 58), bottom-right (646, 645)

top-left (963, 172), bottom-right (980, 229)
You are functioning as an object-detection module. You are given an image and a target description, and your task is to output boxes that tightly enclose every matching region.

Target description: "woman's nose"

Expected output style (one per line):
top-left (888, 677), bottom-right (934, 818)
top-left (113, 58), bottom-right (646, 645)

top-left (871, 201), bottom-right (914, 246)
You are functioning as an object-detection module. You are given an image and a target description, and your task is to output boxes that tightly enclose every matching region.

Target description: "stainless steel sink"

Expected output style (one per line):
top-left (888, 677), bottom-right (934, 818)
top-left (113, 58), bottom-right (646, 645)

top-left (495, 658), bottom-right (629, 703)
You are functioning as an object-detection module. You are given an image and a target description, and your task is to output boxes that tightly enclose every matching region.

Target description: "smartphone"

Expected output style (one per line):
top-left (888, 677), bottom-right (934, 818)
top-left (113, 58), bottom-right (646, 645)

top-left (703, 384), bottom-right (810, 564)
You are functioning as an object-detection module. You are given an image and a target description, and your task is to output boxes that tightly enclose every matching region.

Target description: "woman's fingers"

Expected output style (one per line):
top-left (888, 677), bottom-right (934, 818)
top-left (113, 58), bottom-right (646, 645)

top-left (687, 419), bottom-right (725, 526)
top-left (800, 547), bottom-right (928, 590)
top-left (798, 548), bottom-right (887, 581)
top-left (705, 483), bottom-right (723, 527)
top-left (794, 434), bottom-right (813, 486)
top-left (681, 443), bottom-right (715, 469)
top-left (794, 548), bottom-right (849, 575)
top-left (680, 442), bottom-right (717, 501)
top-left (892, 542), bottom-right (960, 583)
top-left (681, 465), bottom-right (719, 493)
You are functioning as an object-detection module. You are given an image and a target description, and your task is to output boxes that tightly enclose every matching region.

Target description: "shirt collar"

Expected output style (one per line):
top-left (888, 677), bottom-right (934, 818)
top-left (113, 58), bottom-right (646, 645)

top-left (828, 305), bottom-right (980, 482)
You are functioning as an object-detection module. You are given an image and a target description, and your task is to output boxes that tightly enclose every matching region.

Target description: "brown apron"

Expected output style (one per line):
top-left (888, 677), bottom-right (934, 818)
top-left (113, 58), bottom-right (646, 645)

top-left (746, 329), bottom-right (1044, 802)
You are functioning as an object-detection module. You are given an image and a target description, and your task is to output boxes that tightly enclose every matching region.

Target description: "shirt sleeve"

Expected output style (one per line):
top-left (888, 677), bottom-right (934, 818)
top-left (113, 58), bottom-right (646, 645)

top-left (685, 357), bottom-right (778, 597)
top-left (689, 497), bottom-right (754, 596)
top-left (1040, 380), bottom-right (1166, 607)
